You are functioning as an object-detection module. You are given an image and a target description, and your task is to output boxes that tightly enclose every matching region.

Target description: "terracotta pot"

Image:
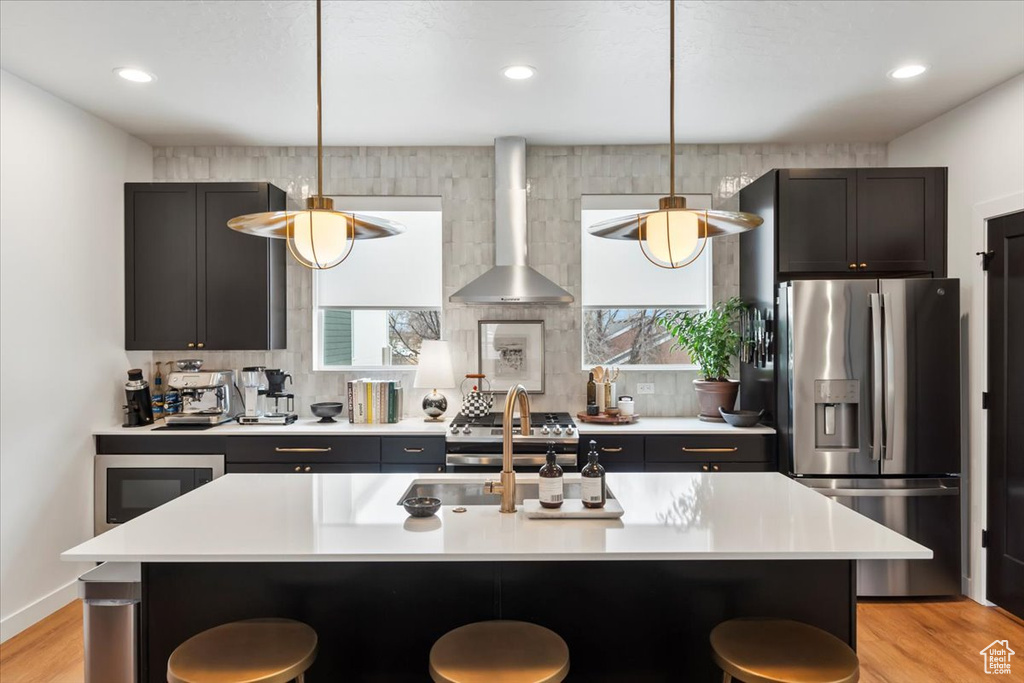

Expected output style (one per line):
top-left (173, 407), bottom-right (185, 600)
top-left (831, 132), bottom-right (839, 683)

top-left (693, 379), bottom-right (739, 422)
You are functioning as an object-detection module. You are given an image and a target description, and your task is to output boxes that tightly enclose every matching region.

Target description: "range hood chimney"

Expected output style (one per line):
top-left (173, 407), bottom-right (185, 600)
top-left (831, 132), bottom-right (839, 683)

top-left (449, 137), bottom-right (574, 304)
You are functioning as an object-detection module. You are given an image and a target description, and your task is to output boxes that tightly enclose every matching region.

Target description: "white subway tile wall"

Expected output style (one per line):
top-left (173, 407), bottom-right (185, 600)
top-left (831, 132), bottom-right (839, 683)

top-left (151, 143), bottom-right (887, 416)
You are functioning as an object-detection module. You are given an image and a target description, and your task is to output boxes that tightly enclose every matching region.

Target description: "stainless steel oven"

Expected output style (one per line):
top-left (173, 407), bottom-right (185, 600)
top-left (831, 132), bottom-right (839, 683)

top-left (94, 454), bottom-right (224, 534)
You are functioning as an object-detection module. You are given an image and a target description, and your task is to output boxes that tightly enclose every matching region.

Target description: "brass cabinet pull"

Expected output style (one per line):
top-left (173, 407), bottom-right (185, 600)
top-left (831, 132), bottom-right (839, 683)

top-left (712, 464), bottom-right (720, 471)
top-left (600, 447), bottom-right (624, 453)
top-left (187, 342), bottom-right (196, 348)
top-left (681, 447), bottom-right (738, 453)
top-left (436, 466), bottom-right (444, 472)
top-left (403, 447), bottom-right (425, 453)
top-left (304, 466), bottom-right (312, 472)
top-left (701, 464), bottom-right (709, 471)
top-left (848, 263), bottom-right (857, 270)
top-left (859, 263), bottom-right (868, 269)
top-left (275, 447), bottom-right (332, 453)
top-left (293, 466), bottom-right (301, 472)
top-left (197, 342), bottom-right (205, 348)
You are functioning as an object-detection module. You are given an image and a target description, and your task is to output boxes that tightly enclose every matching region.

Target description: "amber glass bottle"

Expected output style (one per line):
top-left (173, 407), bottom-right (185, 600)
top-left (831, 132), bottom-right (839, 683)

top-left (538, 443), bottom-right (564, 509)
top-left (586, 372), bottom-right (597, 410)
top-left (580, 440), bottom-right (606, 508)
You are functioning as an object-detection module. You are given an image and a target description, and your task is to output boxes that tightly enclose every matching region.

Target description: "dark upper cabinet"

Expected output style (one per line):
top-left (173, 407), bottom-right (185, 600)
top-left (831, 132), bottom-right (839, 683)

top-left (777, 169), bottom-right (857, 273)
top-left (125, 182), bottom-right (287, 351)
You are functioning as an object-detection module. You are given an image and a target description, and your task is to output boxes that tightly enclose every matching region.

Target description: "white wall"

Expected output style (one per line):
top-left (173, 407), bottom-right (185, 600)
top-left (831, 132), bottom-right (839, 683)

top-left (888, 73), bottom-right (1024, 604)
top-left (0, 69), bottom-right (152, 641)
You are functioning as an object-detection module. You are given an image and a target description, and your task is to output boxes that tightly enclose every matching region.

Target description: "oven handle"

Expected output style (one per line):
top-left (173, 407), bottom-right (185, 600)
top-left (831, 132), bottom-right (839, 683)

top-left (445, 453), bottom-right (577, 466)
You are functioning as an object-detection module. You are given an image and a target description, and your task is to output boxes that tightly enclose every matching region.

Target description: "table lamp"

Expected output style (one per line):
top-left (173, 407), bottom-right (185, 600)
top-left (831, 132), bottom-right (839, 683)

top-left (414, 340), bottom-right (455, 421)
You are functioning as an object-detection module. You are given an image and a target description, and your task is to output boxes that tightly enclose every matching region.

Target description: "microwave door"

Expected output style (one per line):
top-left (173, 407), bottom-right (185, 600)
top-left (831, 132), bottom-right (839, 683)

top-left (879, 278), bottom-right (961, 476)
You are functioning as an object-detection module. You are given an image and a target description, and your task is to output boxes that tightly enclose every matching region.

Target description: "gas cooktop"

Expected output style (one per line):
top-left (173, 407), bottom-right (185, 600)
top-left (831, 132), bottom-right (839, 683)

top-left (447, 411), bottom-right (578, 442)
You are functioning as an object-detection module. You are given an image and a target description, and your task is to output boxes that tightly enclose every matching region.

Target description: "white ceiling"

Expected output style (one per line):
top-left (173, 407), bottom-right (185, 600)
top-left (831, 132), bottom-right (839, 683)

top-left (1, 1), bottom-right (1022, 146)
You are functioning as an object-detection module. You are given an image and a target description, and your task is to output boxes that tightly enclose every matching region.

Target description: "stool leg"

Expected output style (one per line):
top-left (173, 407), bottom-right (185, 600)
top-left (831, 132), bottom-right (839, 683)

top-left (722, 673), bottom-right (732, 683)
top-left (295, 675), bottom-right (305, 683)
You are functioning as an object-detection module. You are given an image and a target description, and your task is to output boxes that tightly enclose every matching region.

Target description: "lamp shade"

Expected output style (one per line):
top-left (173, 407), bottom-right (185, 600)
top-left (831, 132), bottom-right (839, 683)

top-left (414, 340), bottom-right (455, 389)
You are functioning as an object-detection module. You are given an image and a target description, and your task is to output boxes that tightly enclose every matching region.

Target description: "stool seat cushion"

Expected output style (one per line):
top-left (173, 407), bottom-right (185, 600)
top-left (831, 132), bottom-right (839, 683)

top-left (429, 620), bottom-right (569, 683)
top-left (167, 618), bottom-right (318, 683)
top-left (711, 618), bottom-right (858, 683)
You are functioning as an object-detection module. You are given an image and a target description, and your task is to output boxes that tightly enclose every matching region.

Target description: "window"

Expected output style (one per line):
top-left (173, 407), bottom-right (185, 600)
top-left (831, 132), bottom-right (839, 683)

top-left (313, 197), bottom-right (442, 369)
top-left (580, 194), bottom-right (713, 369)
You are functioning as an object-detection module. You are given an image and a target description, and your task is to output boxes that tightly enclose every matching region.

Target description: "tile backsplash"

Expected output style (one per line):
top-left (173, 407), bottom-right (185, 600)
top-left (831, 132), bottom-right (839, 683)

top-left (151, 142), bottom-right (886, 417)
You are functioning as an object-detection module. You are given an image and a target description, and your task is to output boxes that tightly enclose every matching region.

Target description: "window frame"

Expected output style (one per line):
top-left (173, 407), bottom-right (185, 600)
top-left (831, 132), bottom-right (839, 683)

top-left (311, 196), bottom-right (443, 372)
top-left (580, 194), bottom-right (714, 372)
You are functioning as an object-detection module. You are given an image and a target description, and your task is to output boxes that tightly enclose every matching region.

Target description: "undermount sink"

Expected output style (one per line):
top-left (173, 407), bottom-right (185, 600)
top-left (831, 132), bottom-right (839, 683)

top-left (397, 479), bottom-right (616, 507)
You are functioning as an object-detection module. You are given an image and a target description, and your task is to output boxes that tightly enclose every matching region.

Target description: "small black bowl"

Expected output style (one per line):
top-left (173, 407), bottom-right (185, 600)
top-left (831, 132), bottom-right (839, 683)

top-left (403, 497), bottom-right (442, 518)
top-left (718, 408), bottom-right (765, 428)
top-left (310, 402), bottom-right (344, 423)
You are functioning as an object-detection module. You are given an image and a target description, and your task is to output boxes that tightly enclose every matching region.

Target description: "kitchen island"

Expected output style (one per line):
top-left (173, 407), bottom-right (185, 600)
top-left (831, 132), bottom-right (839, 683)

top-left (64, 472), bottom-right (928, 681)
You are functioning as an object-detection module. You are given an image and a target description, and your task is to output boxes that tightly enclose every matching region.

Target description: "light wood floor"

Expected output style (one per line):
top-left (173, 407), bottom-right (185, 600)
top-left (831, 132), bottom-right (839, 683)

top-left (1, 598), bottom-right (1022, 681)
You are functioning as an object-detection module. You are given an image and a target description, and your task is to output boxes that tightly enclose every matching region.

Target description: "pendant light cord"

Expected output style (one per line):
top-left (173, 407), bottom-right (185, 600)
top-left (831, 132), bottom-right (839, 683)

top-left (316, 0), bottom-right (324, 198)
top-left (669, 0), bottom-right (675, 200)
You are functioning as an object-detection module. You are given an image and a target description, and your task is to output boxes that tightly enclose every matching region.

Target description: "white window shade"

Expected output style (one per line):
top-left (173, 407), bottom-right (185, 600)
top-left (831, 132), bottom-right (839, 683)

top-left (316, 197), bottom-right (442, 308)
top-left (581, 194), bottom-right (712, 308)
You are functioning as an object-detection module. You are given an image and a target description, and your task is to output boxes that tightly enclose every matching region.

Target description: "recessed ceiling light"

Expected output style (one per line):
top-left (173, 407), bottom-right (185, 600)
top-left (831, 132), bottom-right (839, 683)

top-left (889, 64), bottom-right (927, 80)
top-left (114, 67), bottom-right (155, 83)
top-left (502, 65), bottom-right (536, 81)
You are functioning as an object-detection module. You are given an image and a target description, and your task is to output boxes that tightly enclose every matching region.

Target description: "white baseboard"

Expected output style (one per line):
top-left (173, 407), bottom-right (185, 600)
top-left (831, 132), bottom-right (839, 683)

top-left (0, 579), bottom-right (78, 643)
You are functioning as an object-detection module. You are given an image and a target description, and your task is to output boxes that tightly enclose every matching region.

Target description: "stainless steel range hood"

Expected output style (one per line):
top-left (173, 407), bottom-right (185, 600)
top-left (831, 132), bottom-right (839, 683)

top-left (449, 137), bottom-right (574, 304)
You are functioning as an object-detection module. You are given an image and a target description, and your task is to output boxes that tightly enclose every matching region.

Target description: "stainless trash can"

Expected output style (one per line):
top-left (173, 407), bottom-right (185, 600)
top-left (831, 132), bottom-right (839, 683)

top-left (78, 562), bottom-right (140, 683)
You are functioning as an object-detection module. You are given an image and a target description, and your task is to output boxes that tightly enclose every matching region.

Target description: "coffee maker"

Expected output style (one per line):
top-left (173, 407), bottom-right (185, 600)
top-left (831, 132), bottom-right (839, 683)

top-left (238, 368), bottom-right (297, 425)
top-left (262, 369), bottom-right (297, 424)
top-left (236, 366), bottom-right (268, 425)
top-left (165, 370), bottom-right (243, 426)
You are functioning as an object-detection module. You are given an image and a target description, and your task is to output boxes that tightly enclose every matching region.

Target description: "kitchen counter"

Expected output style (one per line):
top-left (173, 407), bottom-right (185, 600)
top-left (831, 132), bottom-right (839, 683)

top-left (63, 472), bottom-right (924, 563)
top-left (577, 416), bottom-right (775, 434)
top-left (94, 415), bottom-right (774, 436)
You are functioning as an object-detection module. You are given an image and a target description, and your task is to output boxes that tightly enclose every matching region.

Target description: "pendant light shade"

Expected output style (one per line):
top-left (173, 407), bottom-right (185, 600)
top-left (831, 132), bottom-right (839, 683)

top-left (227, 0), bottom-right (403, 269)
top-left (586, 0), bottom-right (761, 268)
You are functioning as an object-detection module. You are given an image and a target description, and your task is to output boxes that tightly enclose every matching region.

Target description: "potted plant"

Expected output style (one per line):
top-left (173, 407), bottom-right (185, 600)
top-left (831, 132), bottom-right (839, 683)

top-left (659, 297), bottom-right (744, 422)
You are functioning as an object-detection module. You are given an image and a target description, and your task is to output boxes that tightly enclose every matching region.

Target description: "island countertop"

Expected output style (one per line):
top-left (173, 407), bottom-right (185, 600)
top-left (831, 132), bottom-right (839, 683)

top-left (62, 472), bottom-right (928, 563)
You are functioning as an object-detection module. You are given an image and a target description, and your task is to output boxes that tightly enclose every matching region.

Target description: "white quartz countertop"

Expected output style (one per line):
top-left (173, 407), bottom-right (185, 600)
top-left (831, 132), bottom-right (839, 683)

top-left (577, 417), bottom-right (775, 435)
top-left (62, 472), bottom-right (928, 563)
top-left (95, 416), bottom-right (773, 436)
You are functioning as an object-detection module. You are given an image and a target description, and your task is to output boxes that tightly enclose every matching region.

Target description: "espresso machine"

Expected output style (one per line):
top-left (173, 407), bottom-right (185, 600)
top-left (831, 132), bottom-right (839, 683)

top-left (237, 368), bottom-right (297, 425)
top-left (165, 370), bottom-right (243, 426)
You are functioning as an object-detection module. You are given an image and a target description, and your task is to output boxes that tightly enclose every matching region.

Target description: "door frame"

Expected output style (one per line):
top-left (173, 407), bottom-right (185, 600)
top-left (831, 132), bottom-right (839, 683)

top-left (968, 191), bottom-right (1024, 604)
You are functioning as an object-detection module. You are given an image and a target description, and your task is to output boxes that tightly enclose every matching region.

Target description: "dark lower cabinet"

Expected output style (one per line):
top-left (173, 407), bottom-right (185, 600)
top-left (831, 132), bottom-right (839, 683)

top-left (578, 435), bottom-right (645, 472)
top-left (645, 461), bottom-right (771, 473)
top-left (227, 463), bottom-right (380, 474)
top-left (125, 182), bottom-right (287, 351)
top-left (381, 463), bottom-right (446, 473)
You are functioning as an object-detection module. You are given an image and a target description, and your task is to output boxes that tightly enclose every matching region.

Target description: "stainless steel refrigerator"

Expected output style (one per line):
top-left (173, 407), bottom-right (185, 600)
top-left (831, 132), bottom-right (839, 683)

top-left (778, 278), bottom-right (962, 596)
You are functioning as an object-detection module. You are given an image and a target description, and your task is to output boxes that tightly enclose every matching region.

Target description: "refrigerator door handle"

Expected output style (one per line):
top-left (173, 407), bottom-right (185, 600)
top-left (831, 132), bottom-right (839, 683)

top-left (811, 486), bottom-right (958, 497)
top-left (883, 291), bottom-right (896, 461)
top-left (869, 293), bottom-right (884, 462)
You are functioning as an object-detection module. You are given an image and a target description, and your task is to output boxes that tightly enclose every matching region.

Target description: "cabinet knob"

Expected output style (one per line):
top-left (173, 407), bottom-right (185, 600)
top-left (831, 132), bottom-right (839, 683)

top-left (702, 464), bottom-right (709, 471)
top-left (712, 464), bottom-right (720, 472)
top-left (304, 466), bottom-right (312, 472)
top-left (197, 342), bottom-right (205, 349)
top-left (859, 263), bottom-right (868, 269)
top-left (294, 466), bottom-right (301, 472)
top-left (187, 342), bottom-right (195, 348)
top-left (436, 466), bottom-right (444, 472)
top-left (848, 263), bottom-right (857, 270)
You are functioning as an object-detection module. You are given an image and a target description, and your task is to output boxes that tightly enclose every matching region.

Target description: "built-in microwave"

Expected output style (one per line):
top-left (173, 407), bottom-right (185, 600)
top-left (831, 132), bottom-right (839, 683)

top-left (94, 453), bottom-right (224, 534)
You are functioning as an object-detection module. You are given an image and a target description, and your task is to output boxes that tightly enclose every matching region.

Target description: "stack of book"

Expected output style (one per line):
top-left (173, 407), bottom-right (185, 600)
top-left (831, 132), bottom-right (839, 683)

top-left (347, 380), bottom-right (404, 424)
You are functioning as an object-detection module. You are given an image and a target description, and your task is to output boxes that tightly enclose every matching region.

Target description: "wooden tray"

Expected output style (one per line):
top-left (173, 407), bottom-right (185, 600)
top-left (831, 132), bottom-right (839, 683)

top-left (576, 411), bottom-right (639, 424)
top-left (521, 498), bottom-right (625, 519)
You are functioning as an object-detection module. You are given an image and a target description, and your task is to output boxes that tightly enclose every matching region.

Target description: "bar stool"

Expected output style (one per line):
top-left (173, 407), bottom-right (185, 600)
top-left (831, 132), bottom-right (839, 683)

top-left (167, 618), bottom-right (318, 683)
top-left (710, 618), bottom-right (859, 683)
top-left (429, 620), bottom-right (570, 683)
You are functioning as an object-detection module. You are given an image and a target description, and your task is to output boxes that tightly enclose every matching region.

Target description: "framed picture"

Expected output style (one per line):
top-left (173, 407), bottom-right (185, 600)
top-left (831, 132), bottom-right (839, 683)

top-left (478, 320), bottom-right (545, 394)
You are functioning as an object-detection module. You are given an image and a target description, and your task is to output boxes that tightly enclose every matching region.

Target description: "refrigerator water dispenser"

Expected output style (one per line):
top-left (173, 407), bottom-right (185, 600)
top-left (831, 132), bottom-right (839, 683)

top-left (814, 380), bottom-right (859, 450)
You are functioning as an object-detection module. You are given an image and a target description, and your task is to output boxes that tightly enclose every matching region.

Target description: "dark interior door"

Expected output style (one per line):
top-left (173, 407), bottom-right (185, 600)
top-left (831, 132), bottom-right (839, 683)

top-left (778, 169), bottom-right (857, 273)
top-left (198, 183), bottom-right (280, 350)
top-left (987, 209), bottom-right (1024, 619)
top-left (856, 168), bottom-right (945, 275)
top-left (125, 184), bottom-right (197, 349)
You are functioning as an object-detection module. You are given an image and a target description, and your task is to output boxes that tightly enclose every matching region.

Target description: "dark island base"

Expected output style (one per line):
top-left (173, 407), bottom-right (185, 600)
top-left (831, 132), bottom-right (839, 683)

top-left (142, 560), bottom-right (855, 682)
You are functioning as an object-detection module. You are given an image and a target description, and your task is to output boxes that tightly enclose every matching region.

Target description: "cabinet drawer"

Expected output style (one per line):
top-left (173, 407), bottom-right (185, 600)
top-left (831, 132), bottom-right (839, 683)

top-left (381, 463), bottom-right (447, 474)
top-left (381, 437), bottom-right (445, 464)
top-left (227, 463), bottom-right (379, 474)
top-left (644, 435), bottom-right (768, 463)
top-left (645, 461), bottom-right (773, 473)
top-left (579, 435), bottom-right (644, 464)
top-left (96, 435), bottom-right (226, 455)
top-left (226, 436), bottom-right (380, 463)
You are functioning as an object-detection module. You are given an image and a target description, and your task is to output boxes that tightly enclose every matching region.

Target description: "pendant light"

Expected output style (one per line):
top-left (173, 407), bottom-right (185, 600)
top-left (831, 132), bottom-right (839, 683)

top-left (587, 0), bottom-right (762, 269)
top-left (227, 0), bottom-right (403, 269)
